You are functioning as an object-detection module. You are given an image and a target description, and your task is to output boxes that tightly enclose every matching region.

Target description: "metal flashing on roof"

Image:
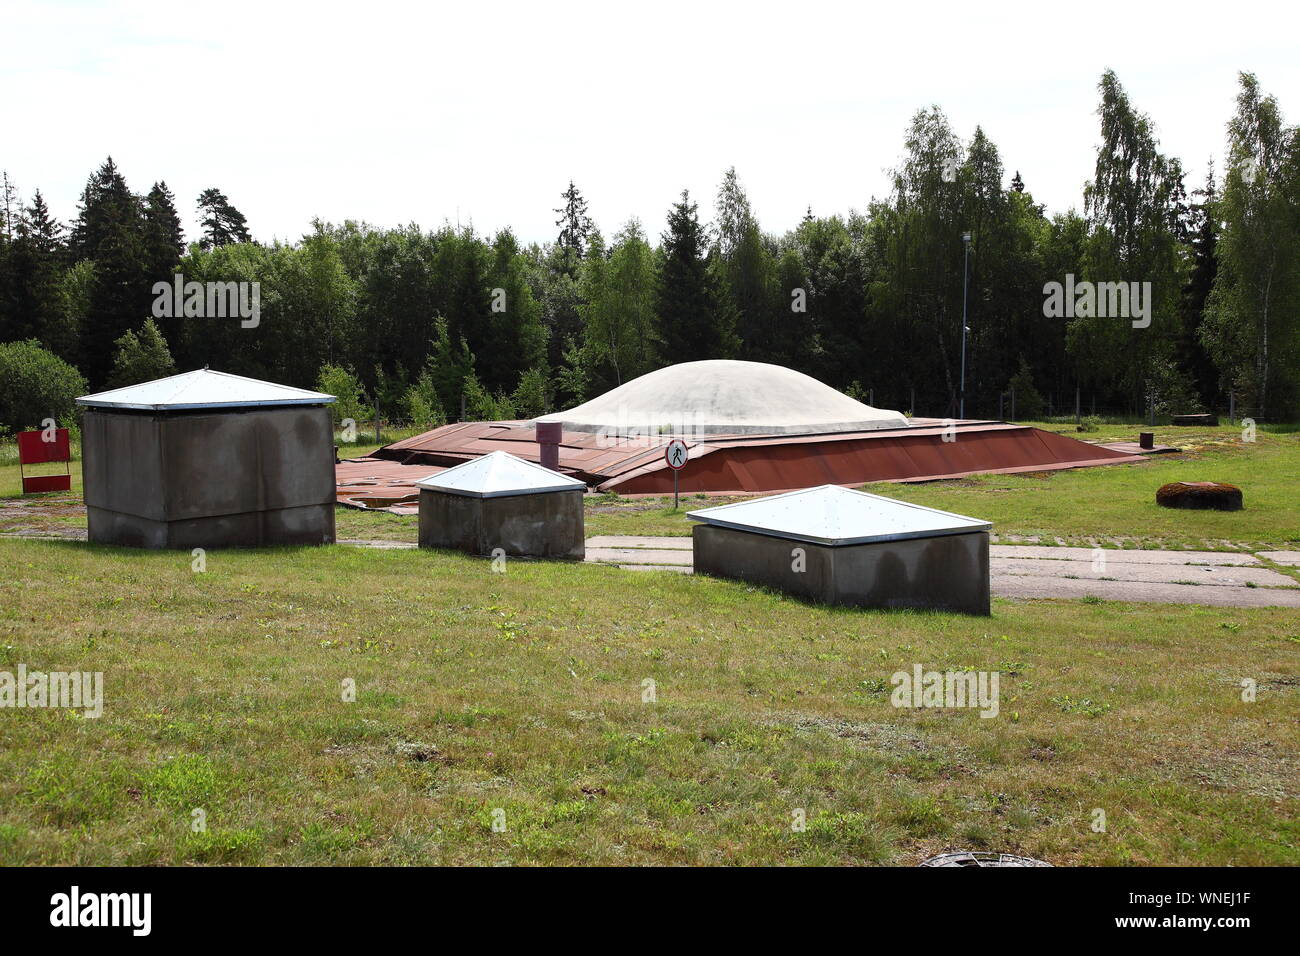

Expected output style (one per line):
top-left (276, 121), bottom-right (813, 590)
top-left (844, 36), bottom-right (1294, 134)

top-left (76, 369), bottom-right (336, 410)
top-left (686, 484), bottom-right (991, 546)
top-left (415, 451), bottom-right (587, 498)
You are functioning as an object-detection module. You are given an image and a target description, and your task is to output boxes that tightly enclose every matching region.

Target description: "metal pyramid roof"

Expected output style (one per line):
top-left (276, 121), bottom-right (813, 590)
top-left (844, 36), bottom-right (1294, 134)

top-left (687, 484), bottom-right (991, 545)
top-left (415, 451), bottom-right (587, 498)
top-left (76, 369), bottom-right (336, 410)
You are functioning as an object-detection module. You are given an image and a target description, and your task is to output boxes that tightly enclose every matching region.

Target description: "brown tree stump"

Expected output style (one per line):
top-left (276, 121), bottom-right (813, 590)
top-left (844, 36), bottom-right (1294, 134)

top-left (1155, 481), bottom-right (1243, 511)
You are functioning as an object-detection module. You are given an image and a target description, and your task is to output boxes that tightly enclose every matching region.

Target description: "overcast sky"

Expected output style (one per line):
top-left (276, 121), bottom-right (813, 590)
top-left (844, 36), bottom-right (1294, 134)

top-left (6, 0), bottom-right (1296, 247)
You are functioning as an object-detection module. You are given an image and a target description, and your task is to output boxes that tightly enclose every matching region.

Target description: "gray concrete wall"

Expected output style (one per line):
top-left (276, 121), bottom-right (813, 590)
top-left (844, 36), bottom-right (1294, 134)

top-left (87, 504), bottom-right (335, 549)
top-left (419, 489), bottom-right (584, 559)
top-left (82, 411), bottom-right (166, 520)
top-left (693, 525), bottom-right (989, 615)
top-left (82, 406), bottom-right (335, 548)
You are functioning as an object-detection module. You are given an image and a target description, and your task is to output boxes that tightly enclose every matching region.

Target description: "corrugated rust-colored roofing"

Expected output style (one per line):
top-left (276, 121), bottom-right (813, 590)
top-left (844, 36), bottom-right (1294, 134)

top-left (339, 418), bottom-right (1146, 510)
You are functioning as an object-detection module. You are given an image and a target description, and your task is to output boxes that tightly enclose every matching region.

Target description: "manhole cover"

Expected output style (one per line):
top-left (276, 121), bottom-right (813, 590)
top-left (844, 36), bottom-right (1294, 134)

top-left (920, 851), bottom-right (1052, 867)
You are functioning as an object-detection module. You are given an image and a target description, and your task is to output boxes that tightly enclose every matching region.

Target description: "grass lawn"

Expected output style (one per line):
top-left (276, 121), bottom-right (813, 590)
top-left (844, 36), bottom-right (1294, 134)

top-left (0, 421), bottom-right (1297, 866)
top-left (0, 538), bottom-right (1296, 865)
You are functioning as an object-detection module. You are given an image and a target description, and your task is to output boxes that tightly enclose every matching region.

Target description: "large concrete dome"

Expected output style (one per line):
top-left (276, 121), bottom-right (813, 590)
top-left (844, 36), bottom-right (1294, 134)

top-left (535, 360), bottom-right (908, 436)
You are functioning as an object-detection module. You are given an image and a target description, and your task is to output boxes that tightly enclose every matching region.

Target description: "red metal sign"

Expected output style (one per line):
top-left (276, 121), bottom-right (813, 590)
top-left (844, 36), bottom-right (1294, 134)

top-left (17, 427), bottom-right (72, 494)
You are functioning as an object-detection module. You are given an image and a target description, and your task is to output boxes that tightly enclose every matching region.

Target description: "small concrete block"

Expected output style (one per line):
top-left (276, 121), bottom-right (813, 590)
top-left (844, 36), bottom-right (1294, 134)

top-left (418, 488), bottom-right (584, 559)
top-left (692, 525), bottom-right (990, 615)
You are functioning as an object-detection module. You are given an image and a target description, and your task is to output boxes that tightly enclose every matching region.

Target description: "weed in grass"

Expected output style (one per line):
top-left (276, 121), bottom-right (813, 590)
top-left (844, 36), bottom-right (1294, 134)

top-left (20, 753), bottom-right (129, 827)
top-left (1049, 695), bottom-right (1112, 717)
top-left (180, 827), bottom-right (264, 864)
top-left (144, 754), bottom-right (224, 809)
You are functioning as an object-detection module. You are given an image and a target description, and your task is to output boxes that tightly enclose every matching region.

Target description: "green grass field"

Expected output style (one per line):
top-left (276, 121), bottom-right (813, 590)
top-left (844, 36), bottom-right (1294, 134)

top-left (0, 539), bottom-right (1295, 865)
top-left (0, 421), bottom-right (1296, 865)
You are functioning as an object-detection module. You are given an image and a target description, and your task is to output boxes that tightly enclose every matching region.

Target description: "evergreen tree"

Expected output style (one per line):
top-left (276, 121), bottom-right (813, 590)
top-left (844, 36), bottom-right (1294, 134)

top-left (657, 190), bottom-right (733, 362)
top-left (554, 180), bottom-right (593, 257)
top-left (197, 188), bottom-right (252, 249)
top-left (425, 315), bottom-right (476, 420)
top-left (68, 157), bottom-right (152, 387)
top-left (554, 335), bottom-right (591, 406)
top-left (434, 226), bottom-right (493, 371)
top-left (1, 172), bottom-right (19, 240)
top-left (340, 222), bottom-right (438, 390)
top-left (1006, 356), bottom-right (1045, 419)
top-left (712, 168), bottom-right (780, 363)
top-left (69, 158), bottom-right (140, 260)
top-left (144, 182), bottom-right (185, 277)
top-left (481, 228), bottom-right (547, 392)
top-left (107, 318), bottom-right (176, 387)
top-left (1177, 165), bottom-right (1221, 407)
top-left (3, 191), bottom-right (67, 353)
top-left (536, 240), bottom-right (583, 369)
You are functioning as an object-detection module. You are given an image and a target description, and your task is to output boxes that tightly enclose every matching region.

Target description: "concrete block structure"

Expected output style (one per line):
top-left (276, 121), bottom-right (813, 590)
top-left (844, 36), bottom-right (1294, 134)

top-left (77, 369), bottom-right (337, 549)
top-left (689, 485), bottom-right (992, 614)
top-left (416, 451), bottom-right (586, 558)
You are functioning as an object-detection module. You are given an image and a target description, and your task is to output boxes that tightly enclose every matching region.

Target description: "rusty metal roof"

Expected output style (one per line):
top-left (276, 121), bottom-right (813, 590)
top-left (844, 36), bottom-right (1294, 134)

top-left (340, 419), bottom-right (1145, 511)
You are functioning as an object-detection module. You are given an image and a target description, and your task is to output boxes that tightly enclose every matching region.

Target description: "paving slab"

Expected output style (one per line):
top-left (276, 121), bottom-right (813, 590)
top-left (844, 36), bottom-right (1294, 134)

top-left (618, 564), bottom-right (692, 574)
top-left (993, 574), bottom-right (1300, 608)
top-left (991, 557), bottom-right (1295, 588)
top-left (339, 539), bottom-right (417, 549)
top-left (585, 535), bottom-right (692, 550)
top-left (586, 547), bottom-right (694, 566)
top-left (990, 545), bottom-right (1260, 565)
top-left (1258, 551), bottom-right (1300, 567)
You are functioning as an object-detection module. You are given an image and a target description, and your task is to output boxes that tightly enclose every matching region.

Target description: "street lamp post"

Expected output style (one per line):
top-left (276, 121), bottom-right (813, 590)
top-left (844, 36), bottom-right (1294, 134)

top-left (960, 231), bottom-right (971, 420)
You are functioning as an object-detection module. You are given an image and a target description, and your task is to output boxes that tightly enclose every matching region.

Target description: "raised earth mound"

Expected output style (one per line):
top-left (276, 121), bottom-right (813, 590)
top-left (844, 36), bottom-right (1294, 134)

top-left (1156, 481), bottom-right (1243, 511)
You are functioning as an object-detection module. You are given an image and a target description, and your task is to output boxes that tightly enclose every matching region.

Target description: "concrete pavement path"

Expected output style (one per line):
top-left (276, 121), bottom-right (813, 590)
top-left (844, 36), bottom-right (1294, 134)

top-left (583, 536), bottom-right (1300, 607)
top-left (4, 530), bottom-right (1293, 605)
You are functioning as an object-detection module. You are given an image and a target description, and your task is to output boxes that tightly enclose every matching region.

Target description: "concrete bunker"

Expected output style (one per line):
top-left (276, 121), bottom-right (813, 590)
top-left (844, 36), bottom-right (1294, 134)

top-left (77, 369), bottom-right (337, 549)
top-left (688, 485), bottom-right (992, 614)
top-left (416, 451), bottom-right (586, 559)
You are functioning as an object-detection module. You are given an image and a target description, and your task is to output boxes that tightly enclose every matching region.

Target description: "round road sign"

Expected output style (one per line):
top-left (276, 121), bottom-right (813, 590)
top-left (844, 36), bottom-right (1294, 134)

top-left (665, 439), bottom-right (688, 470)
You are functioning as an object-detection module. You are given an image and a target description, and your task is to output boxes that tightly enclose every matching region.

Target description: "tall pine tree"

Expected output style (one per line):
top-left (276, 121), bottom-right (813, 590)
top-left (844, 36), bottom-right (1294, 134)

top-left (197, 188), bottom-right (252, 249)
top-left (657, 190), bottom-right (734, 363)
top-left (4, 191), bottom-right (68, 353)
top-left (554, 180), bottom-right (593, 257)
top-left (69, 157), bottom-right (152, 387)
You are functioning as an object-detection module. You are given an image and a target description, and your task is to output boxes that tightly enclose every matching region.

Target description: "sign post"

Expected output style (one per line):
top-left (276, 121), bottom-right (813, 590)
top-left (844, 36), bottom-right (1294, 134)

top-left (664, 439), bottom-right (688, 510)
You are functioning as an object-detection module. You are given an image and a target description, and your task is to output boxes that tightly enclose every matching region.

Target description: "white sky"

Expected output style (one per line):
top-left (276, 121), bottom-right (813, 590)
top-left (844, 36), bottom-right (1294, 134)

top-left (6, 0), bottom-right (1296, 247)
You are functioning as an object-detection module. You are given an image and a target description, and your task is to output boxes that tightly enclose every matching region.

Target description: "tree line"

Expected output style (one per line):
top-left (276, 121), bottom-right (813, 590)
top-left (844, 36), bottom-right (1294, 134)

top-left (1, 69), bottom-right (1297, 434)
